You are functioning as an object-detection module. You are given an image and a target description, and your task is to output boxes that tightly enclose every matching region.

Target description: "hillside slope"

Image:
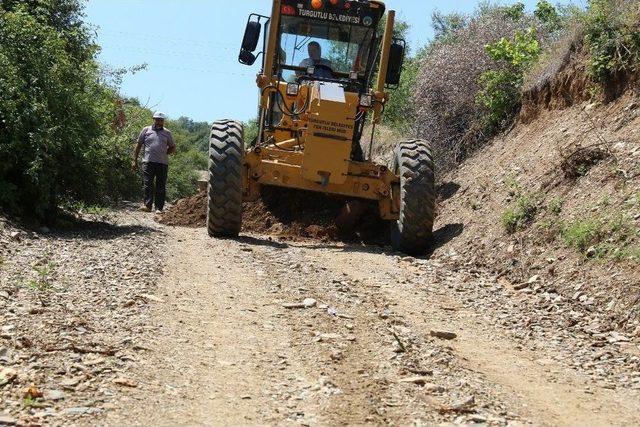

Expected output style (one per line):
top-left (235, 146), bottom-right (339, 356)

top-left (434, 91), bottom-right (640, 335)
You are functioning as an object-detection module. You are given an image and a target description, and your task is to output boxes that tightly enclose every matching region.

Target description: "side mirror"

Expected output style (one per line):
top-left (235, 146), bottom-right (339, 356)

top-left (239, 50), bottom-right (257, 66)
top-left (242, 21), bottom-right (261, 52)
top-left (239, 20), bottom-right (261, 66)
top-left (385, 39), bottom-right (406, 87)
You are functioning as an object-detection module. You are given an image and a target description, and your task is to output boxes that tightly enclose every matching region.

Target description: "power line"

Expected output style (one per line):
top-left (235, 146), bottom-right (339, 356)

top-left (96, 29), bottom-right (241, 50)
top-left (99, 60), bottom-right (255, 76)
top-left (99, 43), bottom-right (240, 61)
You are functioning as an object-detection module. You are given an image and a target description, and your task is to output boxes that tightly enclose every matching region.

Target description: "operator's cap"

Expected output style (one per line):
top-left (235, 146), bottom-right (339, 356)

top-left (153, 111), bottom-right (167, 120)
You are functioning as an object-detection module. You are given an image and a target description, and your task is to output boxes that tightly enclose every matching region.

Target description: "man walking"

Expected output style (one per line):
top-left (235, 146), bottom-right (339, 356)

top-left (132, 112), bottom-right (176, 213)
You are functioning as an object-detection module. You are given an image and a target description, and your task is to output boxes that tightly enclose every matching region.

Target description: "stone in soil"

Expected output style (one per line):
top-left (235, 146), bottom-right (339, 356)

top-left (303, 298), bottom-right (317, 308)
top-left (283, 302), bottom-right (307, 309)
top-left (44, 389), bottom-right (66, 401)
top-left (0, 414), bottom-right (17, 425)
top-left (0, 367), bottom-right (17, 386)
top-left (60, 378), bottom-right (81, 390)
top-left (430, 330), bottom-right (457, 340)
top-left (113, 377), bottom-right (138, 388)
top-left (65, 407), bottom-right (97, 415)
top-left (451, 395), bottom-right (476, 411)
top-left (398, 376), bottom-right (431, 385)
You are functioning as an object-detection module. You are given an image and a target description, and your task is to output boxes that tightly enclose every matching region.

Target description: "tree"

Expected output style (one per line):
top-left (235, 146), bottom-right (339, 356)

top-left (0, 1), bottom-right (210, 219)
top-left (0, 2), bottom-right (108, 218)
top-left (432, 10), bottom-right (467, 42)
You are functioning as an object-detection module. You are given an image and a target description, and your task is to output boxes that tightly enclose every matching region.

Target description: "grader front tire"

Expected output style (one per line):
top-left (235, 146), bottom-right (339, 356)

top-left (390, 140), bottom-right (436, 255)
top-left (207, 120), bottom-right (244, 238)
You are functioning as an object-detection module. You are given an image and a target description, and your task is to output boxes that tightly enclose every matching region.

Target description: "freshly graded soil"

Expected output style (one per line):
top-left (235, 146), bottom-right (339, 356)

top-left (159, 187), bottom-right (389, 244)
top-left (158, 192), bottom-right (208, 228)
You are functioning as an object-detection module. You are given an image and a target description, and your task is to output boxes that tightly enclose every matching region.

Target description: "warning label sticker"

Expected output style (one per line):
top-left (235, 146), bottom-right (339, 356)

top-left (309, 118), bottom-right (353, 136)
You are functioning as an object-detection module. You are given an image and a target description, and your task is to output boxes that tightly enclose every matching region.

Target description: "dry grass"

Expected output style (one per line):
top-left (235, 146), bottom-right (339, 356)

top-left (413, 10), bottom-right (537, 174)
top-left (362, 124), bottom-right (412, 168)
top-left (523, 22), bottom-right (585, 94)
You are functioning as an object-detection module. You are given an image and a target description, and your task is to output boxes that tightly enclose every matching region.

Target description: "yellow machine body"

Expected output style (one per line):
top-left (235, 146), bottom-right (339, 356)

top-left (302, 83), bottom-right (355, 185)
top-left (243, 0), bottom-right (401, 220)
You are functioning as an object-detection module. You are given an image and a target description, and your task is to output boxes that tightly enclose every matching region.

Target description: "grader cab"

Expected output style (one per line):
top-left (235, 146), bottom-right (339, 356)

top-left (207, 0), bottom-right (435, 254)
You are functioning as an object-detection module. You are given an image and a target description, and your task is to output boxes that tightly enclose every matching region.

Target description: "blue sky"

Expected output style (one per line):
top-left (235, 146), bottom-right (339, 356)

top-left (85, 0), bottom-right (577, 123)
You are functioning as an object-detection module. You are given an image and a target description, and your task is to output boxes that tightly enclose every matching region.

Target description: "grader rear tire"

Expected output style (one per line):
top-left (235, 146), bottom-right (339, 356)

top-left (390, 139), bottom-right (436, 255)
top-left (207, 120), bottom-right (244, 238)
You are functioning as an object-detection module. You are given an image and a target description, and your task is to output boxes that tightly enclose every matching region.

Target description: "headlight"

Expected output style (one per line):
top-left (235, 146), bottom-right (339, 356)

top-left (286, 83), bottom-right (299, 97)
top-left (349, 71), bottom-right (359, 80)
top-left (359, 94), bottom-right (373, 108)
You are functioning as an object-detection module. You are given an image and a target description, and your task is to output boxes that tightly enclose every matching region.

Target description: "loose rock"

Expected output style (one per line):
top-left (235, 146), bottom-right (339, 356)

top-left (430, 330), bottom-right (457, 340)
top-left (140, 294), bottom-right (164, 303)
top-left (113, 377), bottom-right (138, 388)
top-left (60, 378), bottom-right (81, 390)
top-left (303, 298), bottom-right (317, 308)
top-left (451, 395), bottom-right (475, 411)
top-left (0, 367), bottom-right (17, 386)
top-left (282, 302), bottom-right (306, 309)
top-left (398, 376), bottom-right (430, 386)
top-left (318, 333), bottom-right (342, 342)
top-left (44, 389), bottom-right (66, 401)
top-left (0, 414), bottom-right (17, 426)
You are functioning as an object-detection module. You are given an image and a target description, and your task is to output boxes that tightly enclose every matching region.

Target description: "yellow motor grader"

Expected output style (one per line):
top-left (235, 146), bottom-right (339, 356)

top-left (208, 0), bottom-right (435, 254)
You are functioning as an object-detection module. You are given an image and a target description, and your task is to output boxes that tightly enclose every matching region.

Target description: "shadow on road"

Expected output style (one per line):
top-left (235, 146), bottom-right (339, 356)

top-left (302, 223), bottom-right (466, 258)
top-left (236, 223), bottom-right (465, 259)
top-left (53, 220), bottom-right (158, 240)
top-left (423, 223), bottom-right (465, 258)
top-left (437, 181), bottom-right (461, 202)
top-left (236, 235), bottom-right (291, 249)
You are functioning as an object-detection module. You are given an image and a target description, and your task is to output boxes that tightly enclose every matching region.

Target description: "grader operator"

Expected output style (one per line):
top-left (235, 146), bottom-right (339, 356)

top-left (207, 0), bottom-right (435, 254)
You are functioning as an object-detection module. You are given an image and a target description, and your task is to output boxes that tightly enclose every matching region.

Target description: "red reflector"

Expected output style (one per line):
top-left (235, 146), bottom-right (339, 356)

top-left (281, 5), bottom-right (296, 15)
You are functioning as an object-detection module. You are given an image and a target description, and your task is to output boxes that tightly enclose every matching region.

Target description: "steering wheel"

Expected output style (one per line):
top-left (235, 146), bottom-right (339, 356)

top-left (297, 63), bottom-right (335, 83)
top-left (313, 64), bottom-right (334, 76)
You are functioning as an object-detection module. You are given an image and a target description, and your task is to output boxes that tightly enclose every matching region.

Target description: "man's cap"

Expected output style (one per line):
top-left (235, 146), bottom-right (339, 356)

top-left (153, 111), bottom-right (167, 119)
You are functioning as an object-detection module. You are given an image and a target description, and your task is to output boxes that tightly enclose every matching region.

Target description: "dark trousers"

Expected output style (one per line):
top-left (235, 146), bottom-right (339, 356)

top-left (142, 162), bottom-right (168, 210)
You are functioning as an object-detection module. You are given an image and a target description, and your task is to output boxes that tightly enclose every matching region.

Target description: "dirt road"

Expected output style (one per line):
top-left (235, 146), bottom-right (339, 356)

top-left (98, 220), bottom-right (640, 426)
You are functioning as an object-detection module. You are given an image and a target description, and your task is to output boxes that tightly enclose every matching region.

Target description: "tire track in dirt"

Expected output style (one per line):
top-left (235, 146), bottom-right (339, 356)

top-left (107, 227), bottom-right (640, 426)
top-left (307, 245), bottom-right (640, 426)
top-left (237, 240), bottom-right (529, 425)
top-left (105, 229), bottom-right (319, 425)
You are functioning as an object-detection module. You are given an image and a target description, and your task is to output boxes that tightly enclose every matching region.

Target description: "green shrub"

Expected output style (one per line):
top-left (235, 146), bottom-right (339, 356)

top-left (173, 117), bottom-right (210, 152)
top-left (502, 194), bottom-right (538, 233)
top-left (0, 2), bottom-right (208, 218)
top-left (374, 17), bottom-right (417, 132)
top-left (535, 0), bottom-right (563, 32)
top-left (560, 214), bottom-right (639, 260)
top-left (0, 3), bottom-right (108, 219)
top-left (167, 148), bottom-right (207, 201)
top-left (499, 2), bottom-right (526, 21)
top-left (478, 28), bottom-right (542, 132)
top-left (477, 69), bottom-right (523, 131)
top-left (583, 0), bottom-right (640, 83)
top-left (548, 198), bottom-right (564, 215)
top-left (561, 219), bottom-right (603, 251)
top-left (0, 2), bottom-right (145, 220)
top-left (244, 118), bottom-right (259, 147)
